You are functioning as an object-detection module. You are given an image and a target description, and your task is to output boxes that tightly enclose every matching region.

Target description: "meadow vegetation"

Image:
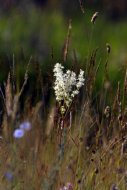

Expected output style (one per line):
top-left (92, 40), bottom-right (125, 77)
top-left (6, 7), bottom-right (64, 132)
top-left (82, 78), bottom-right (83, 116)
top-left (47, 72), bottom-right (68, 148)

top-left (0, 7), bottom-right (127, 190)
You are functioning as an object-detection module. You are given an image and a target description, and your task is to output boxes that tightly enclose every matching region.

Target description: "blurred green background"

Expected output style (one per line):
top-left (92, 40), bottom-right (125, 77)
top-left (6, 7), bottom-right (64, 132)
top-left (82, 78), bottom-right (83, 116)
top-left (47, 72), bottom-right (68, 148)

top-left (0, 0), bottom-right (127, 88)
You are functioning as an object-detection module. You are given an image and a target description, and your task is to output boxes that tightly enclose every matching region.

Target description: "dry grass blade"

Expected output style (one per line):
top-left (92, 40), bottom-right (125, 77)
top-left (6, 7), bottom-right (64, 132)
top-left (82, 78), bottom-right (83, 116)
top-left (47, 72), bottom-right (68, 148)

top-left (12, 54), bottom-right (16, 92)
top-left (12, 57), bottom-right (32, 120)
top-left (117, 82), bottom-right (121, 111)
top-left (78, 0), bottom-right (85, 13)
top-left (72, 49), bottom-right (78, 69)
top-left (0, 86), bottom-right (6, 111)
top-left (63, 19), bottom-right (72, 62)
top-left (19, 56), bottom-right (32, 97)
top-left (122, 69), bottom-right (127, 111)
top-left (5, 73), bottom-right (12, 117)
top-left (123, 69), bottom-right (127, 93)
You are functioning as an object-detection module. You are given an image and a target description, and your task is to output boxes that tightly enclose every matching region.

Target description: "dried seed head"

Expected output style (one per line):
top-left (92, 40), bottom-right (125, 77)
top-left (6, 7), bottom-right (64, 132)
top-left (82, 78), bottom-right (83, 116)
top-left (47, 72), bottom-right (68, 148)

top-left (106, 43), bottom-right (111, 54)
top-left (104, 106), bottom-right (110, 118)
top-left (91, 12), bottom-right (99, 24)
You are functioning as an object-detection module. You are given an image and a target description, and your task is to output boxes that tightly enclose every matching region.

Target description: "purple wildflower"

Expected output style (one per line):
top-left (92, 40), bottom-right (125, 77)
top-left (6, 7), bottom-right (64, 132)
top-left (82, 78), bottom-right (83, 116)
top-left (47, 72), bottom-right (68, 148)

top-left (13, 128), bottom-right (25, 138)
top-left (66, 182), bottom-right (73, 189)
top-left (60, 182), bottom-right (73, 190)
top-left (19, 121), bottom-right (31, 131)
top-left (5, 171), bottom-right (13, 181)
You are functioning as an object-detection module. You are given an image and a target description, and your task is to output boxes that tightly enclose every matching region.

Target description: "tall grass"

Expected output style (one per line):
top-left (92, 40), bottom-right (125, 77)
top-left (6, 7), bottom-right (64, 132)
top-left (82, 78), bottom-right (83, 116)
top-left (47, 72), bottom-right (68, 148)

top-left (0, 10), bottom-right (127, 190)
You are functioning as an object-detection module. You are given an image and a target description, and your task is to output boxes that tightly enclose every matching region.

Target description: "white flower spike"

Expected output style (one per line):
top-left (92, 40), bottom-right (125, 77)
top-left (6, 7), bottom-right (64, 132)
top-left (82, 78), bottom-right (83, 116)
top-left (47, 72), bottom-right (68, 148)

top-left (53, 63), bottom-right (85, 109)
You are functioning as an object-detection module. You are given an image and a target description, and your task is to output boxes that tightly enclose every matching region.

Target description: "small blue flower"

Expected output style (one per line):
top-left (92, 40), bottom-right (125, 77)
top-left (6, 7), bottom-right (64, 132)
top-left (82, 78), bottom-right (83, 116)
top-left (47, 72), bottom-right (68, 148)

top-left (5, 171), bottom-right (13, 181)
top-left (19, 121), bottom-right (31, 131)
top-left (13, 128), bottom-right (25, 138)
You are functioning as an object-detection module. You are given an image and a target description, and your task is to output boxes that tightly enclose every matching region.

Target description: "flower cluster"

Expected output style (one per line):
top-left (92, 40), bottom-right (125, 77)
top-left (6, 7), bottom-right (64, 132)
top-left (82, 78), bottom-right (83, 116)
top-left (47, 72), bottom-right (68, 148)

top-left (53, 63), bottom-right (85, 109)
top-left (60, 182), bottom-right (73, 190)
top-left (13, 121), bottom-right (31, 139)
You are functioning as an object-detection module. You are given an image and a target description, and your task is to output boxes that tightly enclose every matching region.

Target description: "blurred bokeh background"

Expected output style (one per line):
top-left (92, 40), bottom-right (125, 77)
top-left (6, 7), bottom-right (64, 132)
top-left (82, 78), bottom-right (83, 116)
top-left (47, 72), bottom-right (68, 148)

top-left (0, 0), bottom-right (127, 87)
